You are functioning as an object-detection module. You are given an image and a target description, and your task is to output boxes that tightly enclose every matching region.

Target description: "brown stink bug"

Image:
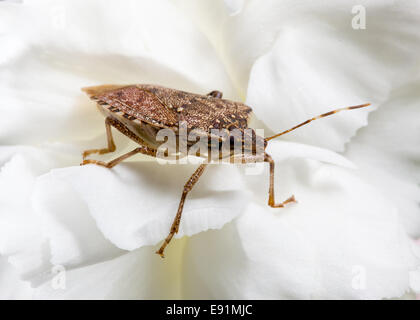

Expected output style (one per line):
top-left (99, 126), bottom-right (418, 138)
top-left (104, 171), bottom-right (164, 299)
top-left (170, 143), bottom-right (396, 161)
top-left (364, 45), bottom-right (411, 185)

top-left (81, 84), bottom-right (370, 257)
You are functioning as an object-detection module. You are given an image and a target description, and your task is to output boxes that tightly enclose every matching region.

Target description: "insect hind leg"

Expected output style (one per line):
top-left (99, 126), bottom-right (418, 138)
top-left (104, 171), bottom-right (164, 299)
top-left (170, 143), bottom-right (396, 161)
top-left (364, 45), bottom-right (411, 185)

top-left (82, 117), bottom-right (116, 160)
top-left (81, 117), bottom-right (157, 167)
top-left (81, 145), bottom-right (156, 168)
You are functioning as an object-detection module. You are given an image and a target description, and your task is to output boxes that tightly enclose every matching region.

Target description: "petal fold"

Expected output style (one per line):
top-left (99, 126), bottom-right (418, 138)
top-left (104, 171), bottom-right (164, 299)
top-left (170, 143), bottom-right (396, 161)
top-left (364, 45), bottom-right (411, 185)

top-left (35, 162), bottom-right (250, 251)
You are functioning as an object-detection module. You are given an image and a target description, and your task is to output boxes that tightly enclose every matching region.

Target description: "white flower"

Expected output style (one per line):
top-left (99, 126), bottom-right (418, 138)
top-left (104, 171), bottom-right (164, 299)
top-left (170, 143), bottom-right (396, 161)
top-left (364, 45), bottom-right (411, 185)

top-left (0, 0), bottom-right (419, 299)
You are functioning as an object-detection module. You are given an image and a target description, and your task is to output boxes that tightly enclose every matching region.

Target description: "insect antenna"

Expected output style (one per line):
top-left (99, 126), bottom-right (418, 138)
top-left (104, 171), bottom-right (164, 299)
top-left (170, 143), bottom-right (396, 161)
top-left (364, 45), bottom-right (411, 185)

top-left (264, 103), bottom-right (371, 142)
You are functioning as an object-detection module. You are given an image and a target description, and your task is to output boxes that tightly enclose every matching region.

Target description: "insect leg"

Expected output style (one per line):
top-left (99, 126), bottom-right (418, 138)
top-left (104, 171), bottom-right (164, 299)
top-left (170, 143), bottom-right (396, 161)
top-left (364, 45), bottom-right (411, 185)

top-left (207, 90), bottom-right (223, 98)
top-left (264, 153), bottom-right (296, 208)
top-left (81, 145), bottom-right (156, 168)
top-left (81, 117), bottom-right (157, 167)
top-left (228, 153), bottom-right (295, 208)
top-left (156, 164), bottom-right (208, 258)
top-left (82, 117), bottom-right (116, 160)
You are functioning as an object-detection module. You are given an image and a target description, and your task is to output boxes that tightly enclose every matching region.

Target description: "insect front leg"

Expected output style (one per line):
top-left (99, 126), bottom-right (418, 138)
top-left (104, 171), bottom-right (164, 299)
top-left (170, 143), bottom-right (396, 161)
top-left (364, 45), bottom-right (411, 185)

top-left (264, 153), bottom-right (296, 208)
top-left (156, 164), bottom-right (208, 258)
top-left (230, 153), bottom-right (296, 208)
top-left (82, 117), bottom-right (116, 160)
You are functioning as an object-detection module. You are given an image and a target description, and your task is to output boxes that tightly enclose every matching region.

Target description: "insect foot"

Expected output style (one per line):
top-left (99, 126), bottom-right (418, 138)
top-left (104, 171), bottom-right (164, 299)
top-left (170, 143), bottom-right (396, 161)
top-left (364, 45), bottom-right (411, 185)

top-left (268, 195), bottom-right (297, 208)
top-left (156, 223), bottom-right (180, 259)
top-left (80, 159), bottom-right (109, 167)
top-left (155, 248), bottom-right (165, 258)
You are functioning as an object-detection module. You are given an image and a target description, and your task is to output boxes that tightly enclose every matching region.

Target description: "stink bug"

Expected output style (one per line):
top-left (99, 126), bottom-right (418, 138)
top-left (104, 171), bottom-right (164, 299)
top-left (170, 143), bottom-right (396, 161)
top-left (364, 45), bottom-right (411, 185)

top-left (81, 84), bottom-right (370, 257)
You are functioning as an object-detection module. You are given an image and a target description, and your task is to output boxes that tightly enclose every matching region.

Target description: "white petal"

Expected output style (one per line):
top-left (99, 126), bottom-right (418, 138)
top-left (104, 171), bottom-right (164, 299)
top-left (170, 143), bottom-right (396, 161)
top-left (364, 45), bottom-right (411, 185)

top-left (0, 256), bottom-right (34, 299)
top-left (0, 150), bottom-right (54, 282)
top-left (410, 240), bottom-right (420, 294)
top-left (0, 0), bottom-right (235, 145)
top-left (224, 0), bottom-right (245, 16)
top-left (170, 0), bottom-right (230, 54)
top-left (32, 174), bottom-right (126, 269)
top-left (0, 145), bottom-right (123, 284)
top-left (266, 140), bottom-right (355, 168)
top-left (346, 80), bottom-right (420, 237)
top-left (35, 162), bottom-right (250, 251)
top-left (224, 1), bottom-right (420, 150)
top-left (33, 242), bottom-right (184, 299)
top-left (183, 159), bottom-right (418, 299)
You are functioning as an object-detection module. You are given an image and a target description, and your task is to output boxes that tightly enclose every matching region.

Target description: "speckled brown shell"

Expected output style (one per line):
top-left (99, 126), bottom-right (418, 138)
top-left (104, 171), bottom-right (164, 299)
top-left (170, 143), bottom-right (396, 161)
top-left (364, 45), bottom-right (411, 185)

top-left (82, 84), bottom-right (252, 132)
